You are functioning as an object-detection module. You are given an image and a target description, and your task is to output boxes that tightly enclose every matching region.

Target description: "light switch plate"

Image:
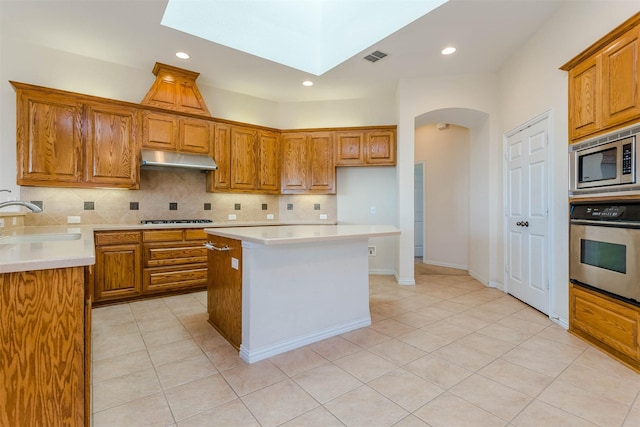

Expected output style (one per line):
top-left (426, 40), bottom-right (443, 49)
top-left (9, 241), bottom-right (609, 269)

top-left (319, 214), bottom-right (328, 220)
top-left (228, 214), bottom-right (237, 220)
top-left (267, 213), bottom-right (274, 220)
top-left (0, 218), bottom-right (5, 227)
top-left (231, 257), bottom-right (239, 270)
top-left (67, 216), bottom-right (81, 224)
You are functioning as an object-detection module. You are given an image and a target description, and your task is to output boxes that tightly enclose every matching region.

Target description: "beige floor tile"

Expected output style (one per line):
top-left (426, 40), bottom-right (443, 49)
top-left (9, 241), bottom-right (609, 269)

top-left (91, 316), bottom-right (138, 337)
top-left (450, 374), bottom-right (532, 421)
top-left (413, 392), bottom-right (506, 427)
top-left (510, 307), bottom-right (554, 326)
top-left (92, 392), bottom-right (174, 427)
top-left (393, 414), bottom-right (430, 426)
top-left (428, 300), bottom-right (472, 314)
top-left (178, 312), bottom-right (216, 337)
top-left (392, 311), bottom-right (440, 328)
top-left (478, 296), bottom-right (528, 315)
top-left (308, 335), bottom-right (362, 360)
top-left (193, 330), bottom-right (232, 353)
top-left (573, 346), bottom-right (640, 380)
top-left (397, 329), bottom-right (451, 352)
top-left (136, 313), bottom-right (184, 333)
top-left (92, 303), bottom-right (135, 328)
top-left (455, 332), bottom-right (516, 358)
top-left (204, 342), bottom-right (244, 371)
top-left (269, 346), bottom-right (328, 377)
top-left (147, 338), bottom-right (207, 367)
top-left (432, 342), bottom-right (496, 371)
top-left (495, 314), bottom-right (548, 335)
top-left (177, 398), bottom-right (260, 427)
top-left (511, 400), bottom-right (598, 427)
top-left (92, 349), bottom-right (153, 383)
top-left (142, 323), bottom-right (192, 348)
top-left (558, 362), bottom-right (640, 405)
top-left (420, 320), bottom-right (474, 341)
top-left (334, 349), bottom-right (398, 382)
top-left (340, 326), bottom-right (393, 347)
top-left (368, 368), bottom-right (443, 412)
top-left (279, 406), bottom-right (345, 427)
top-left (92, 367), bottom-right (162, 413)
top-left (164, 374), bottom-right (237, 421)
top-left (624, 406), bottom-right (640, 426)
top-left (220, 359), bottom-right (288, 396)
top-left (292, 362), bottom-right (362, 403)
top-left (478, 359), bottom-right (553, 397)
top-left (241, 379), bottom-right (319, 427)
top-left (92, 327), bottom-right (146, 361)
top-left (324, 385), bottom-right (408, 427)
top-left (475, 322), bottom-right (534, 344)
top-left (404, 354), bottom-right (473, 390)
top-left (370, 318), bottom-right (417, 337)
top-left (538, 380), bottom-right (630, 426)
top-left (535, 324), bottom-right (590, 349)
top-left (368, 338), bottom-right (427, 366)
top-left (155, 353), bottom-right (218, 390)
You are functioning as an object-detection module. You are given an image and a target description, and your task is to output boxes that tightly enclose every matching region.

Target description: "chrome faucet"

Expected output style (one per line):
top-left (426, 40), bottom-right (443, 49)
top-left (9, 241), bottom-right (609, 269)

top-left (0, 189), bottom-right (42, 213)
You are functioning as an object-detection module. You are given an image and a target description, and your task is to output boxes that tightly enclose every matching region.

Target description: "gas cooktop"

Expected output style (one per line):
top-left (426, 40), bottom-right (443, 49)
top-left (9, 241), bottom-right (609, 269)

top-left (140, 219), bottom-right (214, 225)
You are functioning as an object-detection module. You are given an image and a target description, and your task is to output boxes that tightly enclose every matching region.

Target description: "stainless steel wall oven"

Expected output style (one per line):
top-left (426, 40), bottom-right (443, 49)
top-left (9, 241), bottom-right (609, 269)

top-left (570, 202), bottom-right (640, 304)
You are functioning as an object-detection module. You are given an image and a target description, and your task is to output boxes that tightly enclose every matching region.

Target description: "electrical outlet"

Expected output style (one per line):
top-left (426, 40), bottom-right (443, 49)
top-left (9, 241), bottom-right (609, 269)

top-left (228, 214), bottom-right (237, 220)
top-left (368, 246), bottom-right (376, 256)
top-left (67, 216), bottom-right (81, 224)
top-left (319, 213), bottom-right (328, 220)
top-left (0, 219), bottom-right (4, 227)
top-left (266, 213), bottom-right (274, 220)
top-left (370, 206), bottom-right (376, 214)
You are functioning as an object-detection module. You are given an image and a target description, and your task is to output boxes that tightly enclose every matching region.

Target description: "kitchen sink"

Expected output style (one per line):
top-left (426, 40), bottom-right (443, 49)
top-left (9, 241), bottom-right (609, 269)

top-left (0, 233), bottom-right (82, 244)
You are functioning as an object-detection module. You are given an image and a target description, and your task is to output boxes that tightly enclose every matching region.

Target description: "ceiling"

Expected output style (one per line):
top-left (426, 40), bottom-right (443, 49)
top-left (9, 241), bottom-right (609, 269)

top-left (1, 0), bottom-right (566, 103)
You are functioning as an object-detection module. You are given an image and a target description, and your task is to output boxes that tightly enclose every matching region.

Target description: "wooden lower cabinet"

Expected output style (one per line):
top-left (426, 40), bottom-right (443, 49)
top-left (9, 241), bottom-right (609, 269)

top-left (207, 236), bottom-right (242, 349)
top-left (94, 231), bottom-right (142, 303)
top-left (93, 228), bottom-right (208, 305)
top-left (569, 283), bottom-right (640, 372)
top-left (0, 267), bottom-right (88, 426)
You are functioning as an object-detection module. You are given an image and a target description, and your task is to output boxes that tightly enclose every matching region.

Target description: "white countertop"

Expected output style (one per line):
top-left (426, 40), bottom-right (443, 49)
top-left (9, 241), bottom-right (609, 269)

top-left (0, 221), bottom-right (344, 273)
top-left (204, 224), bottom-right (401, 245)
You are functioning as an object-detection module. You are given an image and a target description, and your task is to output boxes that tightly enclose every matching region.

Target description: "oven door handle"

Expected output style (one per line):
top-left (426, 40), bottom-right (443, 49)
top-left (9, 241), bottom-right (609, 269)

top-left (570, 219), bottom-right (640, 228)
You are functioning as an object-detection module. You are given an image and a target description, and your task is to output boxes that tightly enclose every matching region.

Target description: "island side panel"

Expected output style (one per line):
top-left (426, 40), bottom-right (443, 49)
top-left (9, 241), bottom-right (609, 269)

top-left (240, 238), bottom-right (371, 363)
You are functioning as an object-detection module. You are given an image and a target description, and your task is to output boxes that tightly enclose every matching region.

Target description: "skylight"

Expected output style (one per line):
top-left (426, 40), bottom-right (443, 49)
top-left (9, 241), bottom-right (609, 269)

top-left (161, 0), bottom-right (448, 76)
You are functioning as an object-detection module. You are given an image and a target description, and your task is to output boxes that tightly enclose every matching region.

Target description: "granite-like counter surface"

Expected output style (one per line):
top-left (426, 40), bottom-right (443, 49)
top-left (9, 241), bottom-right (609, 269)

top-left (0, 221), bottom-right (339, 273)
top-left (204, 224), bottom-right (401, 245)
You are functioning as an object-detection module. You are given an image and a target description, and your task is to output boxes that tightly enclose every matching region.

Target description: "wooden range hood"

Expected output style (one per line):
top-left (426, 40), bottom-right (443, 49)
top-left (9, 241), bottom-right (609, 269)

top-left (141, 62), bottom-right (211, 117)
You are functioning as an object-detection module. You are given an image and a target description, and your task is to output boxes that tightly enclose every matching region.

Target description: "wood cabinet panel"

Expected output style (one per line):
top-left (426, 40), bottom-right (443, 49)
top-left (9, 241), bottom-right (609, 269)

top-left (568, 56), bottom-right (601, 140)
top-left (94, 231), bottom-right (141, 246)
top-left (143, 265), bottom-right (208, 293)
top-left (142, 229), bottom-right (184, 242)
top-left (208, 123), bottom-right (232, 190)
top-left (207, 236), bottom-right (242, 349)
top-left (230, 126), bottom-right (258, 191)
top-left (281, 131), bottom-right (334, 194)
top-left (602, 25), bottom-right (640, 128)
top-left (94, 243), bottom-right (142, 302)
top-left (144, 243), bottom-right (208, 267)
top-left (85, 102), bottom-right (139, 188)
top-left (335, 128), bottom-right (396, 166)
top-left (180, 117), bottom-right (212, 154)
top-left (258, 130), bottom-right (280, 193)
top-left (185, 228), bottom-right (208, 240)
top-left (142, 111), bottom-right (178, 151)
top-left (14, 87), bottom-right (84, 185)
top-left (0, 267), bottom-right (86, 427)
top-left (569, 283), bottom-right (640, 372)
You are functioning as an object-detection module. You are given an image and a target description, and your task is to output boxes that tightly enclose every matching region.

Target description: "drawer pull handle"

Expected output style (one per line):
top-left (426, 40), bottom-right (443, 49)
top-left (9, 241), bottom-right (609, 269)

top-left (205, 242), bottom-right (231, 251)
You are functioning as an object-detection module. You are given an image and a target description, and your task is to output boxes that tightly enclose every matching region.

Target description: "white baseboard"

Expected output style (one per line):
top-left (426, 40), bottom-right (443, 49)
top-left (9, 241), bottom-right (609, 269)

top-left (239, 317), bottom-right (371, 364)
top-left (424, 259), bottom-right (468, 270)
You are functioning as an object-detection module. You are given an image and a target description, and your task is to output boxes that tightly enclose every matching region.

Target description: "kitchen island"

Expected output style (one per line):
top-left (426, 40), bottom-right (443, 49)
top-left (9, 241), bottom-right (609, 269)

top-left (204, 224), bottom-right (400, 363)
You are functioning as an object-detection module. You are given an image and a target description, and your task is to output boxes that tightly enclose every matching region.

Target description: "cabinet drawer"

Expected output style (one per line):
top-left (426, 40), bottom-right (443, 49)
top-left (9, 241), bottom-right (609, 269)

top-left (95, 231), bottom-right (140, 245)
top-left (142, 229), bottom-right (184, 242)
top-left (143, 265), bottom-right (208, 292)
top-left (185, 228), bottom-right (207, 240)
top-left (571, 285), bottom-right (640, 359)
top-left (144, 244), bottom-right (208, 267)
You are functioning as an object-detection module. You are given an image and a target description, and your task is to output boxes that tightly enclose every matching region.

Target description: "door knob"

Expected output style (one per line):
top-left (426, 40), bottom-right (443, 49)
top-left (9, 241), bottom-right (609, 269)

top-left (523, 221), bottom-right (529, 227)
top-left (516, 221), bottom-right (522, 226)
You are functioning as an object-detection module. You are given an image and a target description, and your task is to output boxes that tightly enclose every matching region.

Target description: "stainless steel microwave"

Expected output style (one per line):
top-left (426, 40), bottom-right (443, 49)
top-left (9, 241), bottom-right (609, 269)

top-left (570, 135), bottom-right (636, 194)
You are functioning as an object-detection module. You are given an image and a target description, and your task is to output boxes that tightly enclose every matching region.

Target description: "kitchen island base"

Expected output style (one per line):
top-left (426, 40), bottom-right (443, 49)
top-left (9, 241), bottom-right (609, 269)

top-left (239, 238), bottom-right (371, 363)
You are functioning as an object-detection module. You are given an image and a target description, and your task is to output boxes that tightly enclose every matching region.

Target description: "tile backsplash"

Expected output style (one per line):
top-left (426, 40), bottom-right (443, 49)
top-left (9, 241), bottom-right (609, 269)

top-left (20, 169), bottom-right (337, 226)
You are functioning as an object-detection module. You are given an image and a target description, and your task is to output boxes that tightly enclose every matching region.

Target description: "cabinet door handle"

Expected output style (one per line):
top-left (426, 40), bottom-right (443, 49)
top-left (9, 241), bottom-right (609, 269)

top-left (204, 242), bottom-right (231, 251)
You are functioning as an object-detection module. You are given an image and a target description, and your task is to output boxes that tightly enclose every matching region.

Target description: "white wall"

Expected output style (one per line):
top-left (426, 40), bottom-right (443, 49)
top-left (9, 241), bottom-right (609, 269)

top-left (337, 166), bottom-right (398, 274)
top-left (498, 1), bottom-right (640, 325)
top-left (415, 124), bottom-right (470, 270)
top-left (396, 74), bottom-right (500, 286)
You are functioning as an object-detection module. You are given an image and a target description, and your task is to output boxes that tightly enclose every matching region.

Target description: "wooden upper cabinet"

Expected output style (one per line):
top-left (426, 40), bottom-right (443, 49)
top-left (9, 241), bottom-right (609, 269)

top-left (568, 56), bottom-right (601, 140)
top-left (563, 13), bottom-right (640, 142)
top-left (230, 126), bottom-right (258, 191)
top-left (335, 131), bottom-right (365, 165)
top-left (366, 129), bottom-right (396, 165)
top-left (208, 123), bottom-right (232, 191)
top-left (335, 128), bottom-right (396, 166)
top-left (142, 111), bottom-right (212, 155)
top-left (258, 130), bottom-right (280, 193)
top-left (601, 25), bottom-right (640, 129)
top-left (14, 85), bottom-right (84, 186)
top-left (85, 102), bottom-right (139, 189)
top-left (281, 131), bottom-right (334, 194)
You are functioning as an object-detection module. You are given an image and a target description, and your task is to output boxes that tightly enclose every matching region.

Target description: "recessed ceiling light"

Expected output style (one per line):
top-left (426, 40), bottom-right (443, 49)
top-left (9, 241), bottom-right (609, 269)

top-left (302, 80), bottom-right (314, 87)
top-left (441, 47), bottom-right (456, 55)
top-left (175, 51), bottom-right (191, 59)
